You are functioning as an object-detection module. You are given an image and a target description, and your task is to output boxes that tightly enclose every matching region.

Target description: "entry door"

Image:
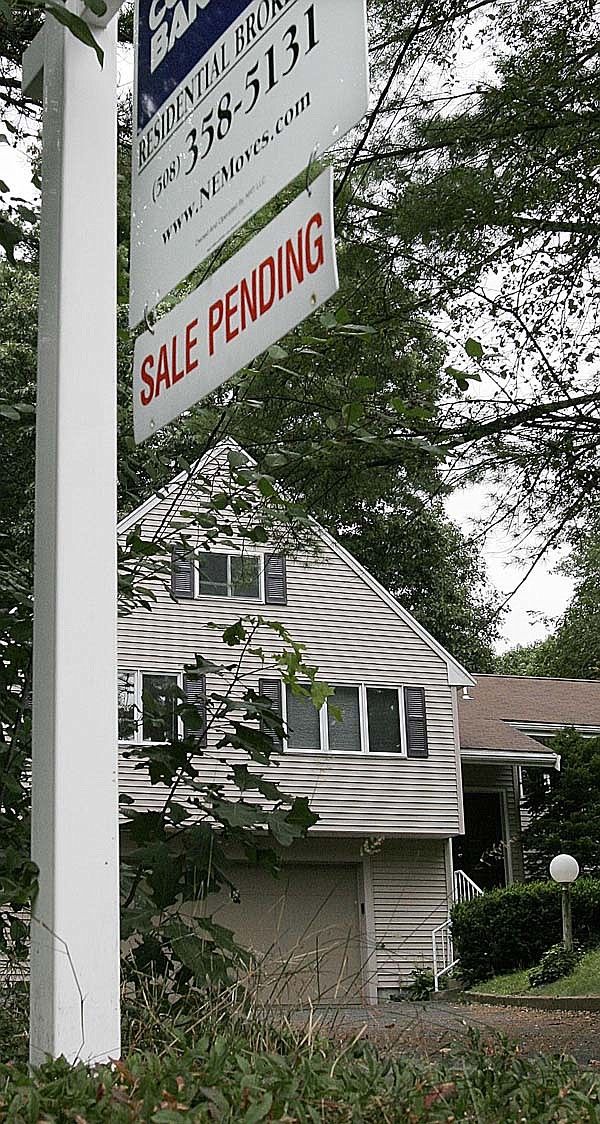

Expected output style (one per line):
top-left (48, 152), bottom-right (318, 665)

top-left (453, 791), bottom-right (507, 889)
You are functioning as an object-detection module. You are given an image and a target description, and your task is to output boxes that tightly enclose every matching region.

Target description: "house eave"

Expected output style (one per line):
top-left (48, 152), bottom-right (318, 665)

top-left (460, 748), bottom-right (560, 769)
top-left (508, 720), bottom-right (600, 738)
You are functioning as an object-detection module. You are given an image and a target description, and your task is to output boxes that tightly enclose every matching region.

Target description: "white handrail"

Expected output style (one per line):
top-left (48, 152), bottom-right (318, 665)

top-left (432, 919), bottom-right (458, 991)
top-left (453, 869), bottom-right (483, 903)
top-left (432, 871), bottom-right (483, 991)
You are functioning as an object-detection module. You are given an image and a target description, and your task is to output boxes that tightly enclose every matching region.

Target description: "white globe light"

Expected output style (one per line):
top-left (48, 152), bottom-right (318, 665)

top-left (549, 854), bottom-right (580, 884)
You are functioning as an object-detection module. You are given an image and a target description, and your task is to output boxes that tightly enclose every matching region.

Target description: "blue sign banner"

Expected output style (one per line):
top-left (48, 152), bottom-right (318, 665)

top-left (136, 0), bottom-right (253, 133)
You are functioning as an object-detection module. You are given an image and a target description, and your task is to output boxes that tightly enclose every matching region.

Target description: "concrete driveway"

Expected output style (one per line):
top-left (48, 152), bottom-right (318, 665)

top-left (297, 999), bottom-right (600, 1067)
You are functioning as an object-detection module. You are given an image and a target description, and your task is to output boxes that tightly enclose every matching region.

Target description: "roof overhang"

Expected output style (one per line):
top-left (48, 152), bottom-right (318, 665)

top-left (507, 721), bottom-right (600, 738)
top-left (460, 748), bottom-right (560, 770)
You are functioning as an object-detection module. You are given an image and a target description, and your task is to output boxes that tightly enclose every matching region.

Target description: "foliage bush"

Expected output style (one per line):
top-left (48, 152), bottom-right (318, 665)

top-left (2, 1010), bottom-right (600, 1122)
top-left (406, 965), bottom-right (436, 1000)
top-left (451, 877), bottom-right (600, 983)
top-left (528, 943), bottom-right (582, 989)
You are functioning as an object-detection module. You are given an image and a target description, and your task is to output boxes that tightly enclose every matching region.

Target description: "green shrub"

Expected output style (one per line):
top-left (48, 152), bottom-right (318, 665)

top-left (406, 966), bottom-right (435, 1000)
top-left (2, 1023), bottom-right (600, 1121)
top-left (528, 943), bottom-right (582, 988)
top-left (451, 877), bottom-right (600, 983)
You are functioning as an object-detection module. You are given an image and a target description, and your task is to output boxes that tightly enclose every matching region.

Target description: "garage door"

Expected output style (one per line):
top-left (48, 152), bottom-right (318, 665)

top-left (210, 863), bottom-right (364, 1004)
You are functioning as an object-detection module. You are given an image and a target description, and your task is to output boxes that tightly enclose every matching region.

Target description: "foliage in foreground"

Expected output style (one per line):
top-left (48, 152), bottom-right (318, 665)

top-left (1, 1016), bottom-right (600, 1123)
top-left (451, 877), bottom-right (600, 984)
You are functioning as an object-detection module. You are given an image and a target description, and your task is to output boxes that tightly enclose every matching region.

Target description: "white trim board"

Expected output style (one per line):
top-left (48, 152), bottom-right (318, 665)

top-left (117, 440), bottom-right (475, 689)
top-left (461, 748), bottom-right (560, 769)
top-left (509, 721), bottom-right (600, 737)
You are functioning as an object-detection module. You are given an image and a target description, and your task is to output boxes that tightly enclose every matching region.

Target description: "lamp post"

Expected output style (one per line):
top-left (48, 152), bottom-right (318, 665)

top-left (550, 853), bottom-right (579, 952)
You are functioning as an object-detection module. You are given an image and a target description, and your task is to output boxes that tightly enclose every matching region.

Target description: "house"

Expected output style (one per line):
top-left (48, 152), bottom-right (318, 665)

top-left (458, 674), bottom-right (600, 886)
top-left (116, 443), bottom-right (558, 1002)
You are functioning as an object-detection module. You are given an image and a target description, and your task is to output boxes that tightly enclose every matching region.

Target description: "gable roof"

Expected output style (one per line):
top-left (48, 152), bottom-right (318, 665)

top-left (117, 440), bottom-right (475, 688)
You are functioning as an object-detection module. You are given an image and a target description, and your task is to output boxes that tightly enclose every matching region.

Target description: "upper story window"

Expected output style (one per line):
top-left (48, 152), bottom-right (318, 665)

top-left (259, 679), bottom-right (428, 757)
top-left (171, 548), bottom-right (286, 604)
top-left (118, 669), bottom-right (207, 745)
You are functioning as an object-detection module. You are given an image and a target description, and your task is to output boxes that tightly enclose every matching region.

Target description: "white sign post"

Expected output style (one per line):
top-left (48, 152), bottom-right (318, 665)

top-left (23, 12), bottom-right (121, 1065)
top-left (133, 166), bottom-right (337, 441)
top-left (129, 0), bottom-right (368, 326)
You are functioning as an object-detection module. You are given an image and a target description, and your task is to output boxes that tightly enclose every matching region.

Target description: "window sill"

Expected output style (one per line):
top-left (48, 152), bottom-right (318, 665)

top-left (281, 748), bottom-right (409, 759)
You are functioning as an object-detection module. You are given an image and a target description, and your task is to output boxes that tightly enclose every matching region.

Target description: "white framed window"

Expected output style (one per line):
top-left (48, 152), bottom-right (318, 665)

top-left (118, 670), bottom-right (180, 743)
top-left (263, 681), bottom-right (428, 757)
top-left (171, 548), bottom-right (287, 604)
top-left (197, 551), bottom-right (261, 599)
top-left (119, 669), bottom-right (209, 747)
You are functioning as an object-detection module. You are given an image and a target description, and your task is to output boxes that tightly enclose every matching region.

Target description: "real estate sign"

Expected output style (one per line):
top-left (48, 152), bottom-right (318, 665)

top-left (132, 167), bottom-right (338, 441)
top-left (129, 0), bottom-right (368, 327)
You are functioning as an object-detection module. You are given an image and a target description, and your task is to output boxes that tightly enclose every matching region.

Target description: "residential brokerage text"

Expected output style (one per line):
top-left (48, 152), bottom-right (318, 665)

top-left (129, 0), bottom-right (368, 326)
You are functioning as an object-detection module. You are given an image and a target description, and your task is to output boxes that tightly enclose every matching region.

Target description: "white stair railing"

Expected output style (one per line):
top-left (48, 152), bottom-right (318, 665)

top-left (432, 870), bottom-right (483, 992)
top-left (454, 869), bottom-right (484, 904)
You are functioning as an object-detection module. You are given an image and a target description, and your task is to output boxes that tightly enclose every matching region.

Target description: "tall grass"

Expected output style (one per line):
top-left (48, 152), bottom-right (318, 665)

top-left (3, 967), bottom-right (600, 1122)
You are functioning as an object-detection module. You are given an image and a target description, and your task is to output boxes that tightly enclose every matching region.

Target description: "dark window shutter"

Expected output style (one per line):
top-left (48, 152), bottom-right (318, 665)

top-left (264, 554), bottom-right (287, 604)
top-left (259, 678), bottom-right (283, 750)
top-left (183, 673), bottom-right (207, 745)
top-left (171, 547), bottom-right (194, 599)
top-left (404, 686), bottom-right (429, 758)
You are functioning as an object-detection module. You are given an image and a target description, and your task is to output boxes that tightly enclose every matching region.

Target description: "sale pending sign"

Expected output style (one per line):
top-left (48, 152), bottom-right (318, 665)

top-left (133, 168), bottom-right (338, 442)
top-left (129, 0), bottom-right (368, 328)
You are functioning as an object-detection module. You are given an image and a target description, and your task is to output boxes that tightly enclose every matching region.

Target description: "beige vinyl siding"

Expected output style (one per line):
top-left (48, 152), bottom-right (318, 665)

top-left (461, 762), bottom-right (525, 882)
top-left (371, 839), bottom-right (450, 991)
top-left (118, 479), bottom-right (461, 836)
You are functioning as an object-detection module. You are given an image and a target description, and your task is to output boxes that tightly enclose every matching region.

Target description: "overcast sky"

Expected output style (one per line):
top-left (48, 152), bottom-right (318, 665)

top-left (446, 486), bottom-right (573, 653)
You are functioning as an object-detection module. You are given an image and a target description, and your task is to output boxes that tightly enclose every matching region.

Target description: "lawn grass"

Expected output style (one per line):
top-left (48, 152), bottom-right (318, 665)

top-left (471, 946), bottom-right (600, 997)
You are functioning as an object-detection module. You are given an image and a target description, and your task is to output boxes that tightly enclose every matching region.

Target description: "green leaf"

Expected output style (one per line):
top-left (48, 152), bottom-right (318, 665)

top-left (465, 337), bottom-right (484, 359)
top-left (0, 180), bottom-right (9, 193)
top-left (286, 797), bottom-right (319, 831)
top-left (257, 476), bottom-right (278, 498)
top-left (222, 620), bottom-right (247, 645)
top-left (0, 220), bottom-right (22, 264)
top-left (213, 800), bottom-right (262, 829)
top-left (254, 775), bottom-right (287, 802)
top-left (45, 4), bottom-right (104, 66)
top-left (243, 1094), bottom-right (273, 1123)
top-left (241, 525), bottom-right (269, 543)
top-left (166, 800), bottom-right (190, 825)
top-left (84, 0), bottom-right (107, 15)
top-left (342, 401), bottom-right (364, 426)
top-left (200, 1086), bottom-right (230, 1117)
top-left (227, 448), bottom-right (250, 468)
top-left (268, 343), bottom-right (287, 359)
top-left (0, 402), bottom-right (22, 420)
top-left (446, 365), bottom-right (482, 390)
top-left (267, 812), bottom-right (296, 846)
